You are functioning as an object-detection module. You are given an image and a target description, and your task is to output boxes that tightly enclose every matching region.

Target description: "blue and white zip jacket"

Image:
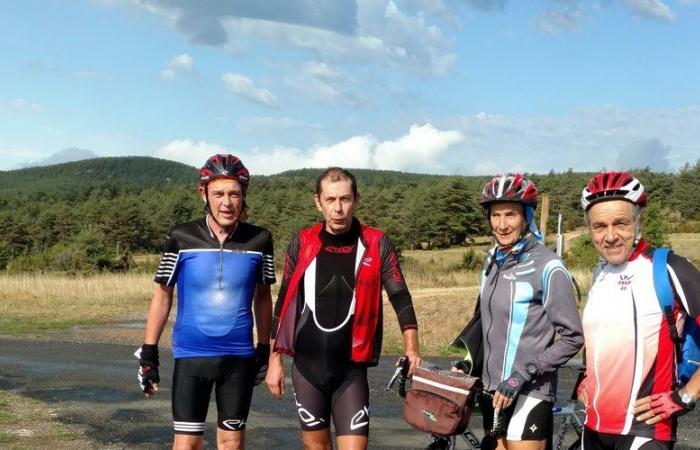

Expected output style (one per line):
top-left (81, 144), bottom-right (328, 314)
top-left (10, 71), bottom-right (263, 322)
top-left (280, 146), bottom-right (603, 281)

top-left (480, 236), bottom-right (583, 402)
top-left (154, 217), bottom-right (276, 359)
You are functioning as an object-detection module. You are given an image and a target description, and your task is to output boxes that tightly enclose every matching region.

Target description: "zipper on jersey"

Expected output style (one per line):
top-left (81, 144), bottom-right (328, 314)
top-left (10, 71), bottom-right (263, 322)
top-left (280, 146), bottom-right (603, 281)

top-left (484, 263), bottom-right (501, 386)
top-left (218, 240), bottom-right (224, 289)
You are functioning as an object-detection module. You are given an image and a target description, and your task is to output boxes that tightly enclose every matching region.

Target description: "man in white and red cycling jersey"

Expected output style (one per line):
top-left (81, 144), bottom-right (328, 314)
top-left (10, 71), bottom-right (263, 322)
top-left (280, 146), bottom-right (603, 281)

top-left (135, 154), bottom-right (275, 450)
top-left (578, 171), bottom-right (700, 449)
top-left (265, 167), bottom-right (421, 450)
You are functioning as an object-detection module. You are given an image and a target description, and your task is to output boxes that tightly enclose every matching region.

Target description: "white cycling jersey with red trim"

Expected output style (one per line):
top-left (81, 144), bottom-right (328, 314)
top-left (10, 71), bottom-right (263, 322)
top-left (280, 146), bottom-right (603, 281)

top-left (582, 240), bottom-right (700, 441)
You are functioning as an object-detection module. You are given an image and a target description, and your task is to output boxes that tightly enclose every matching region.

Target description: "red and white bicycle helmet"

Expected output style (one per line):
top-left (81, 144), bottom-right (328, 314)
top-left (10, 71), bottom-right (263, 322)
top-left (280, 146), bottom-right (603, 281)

top-left (199, 154), bottom-right (250, 193)
top-left (480, 173), bottom-right (538, 209)
top-left (580, 171), bottom-right (647, 211)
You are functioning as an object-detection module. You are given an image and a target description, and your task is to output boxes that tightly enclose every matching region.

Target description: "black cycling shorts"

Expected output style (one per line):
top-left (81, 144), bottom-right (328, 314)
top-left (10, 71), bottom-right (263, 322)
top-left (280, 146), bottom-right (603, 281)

top-left (291, 362), bottom-right (370, 436)
top-left (171, 355), bottom-right (256, 435)
top-left (481, 392), bottom-right (553, 441)
top-left (582, 427), bottom-right (674, 450)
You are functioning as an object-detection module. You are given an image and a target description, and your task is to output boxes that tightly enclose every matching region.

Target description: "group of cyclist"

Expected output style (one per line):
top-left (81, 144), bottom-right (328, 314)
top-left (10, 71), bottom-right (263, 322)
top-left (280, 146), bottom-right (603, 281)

top-left (135, 153), bottom-right (700, 450)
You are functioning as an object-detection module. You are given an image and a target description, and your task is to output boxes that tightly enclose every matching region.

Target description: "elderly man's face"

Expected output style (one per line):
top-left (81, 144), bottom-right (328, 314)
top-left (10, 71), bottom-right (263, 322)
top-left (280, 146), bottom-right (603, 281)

top-left (588, 200), bottom-right (638, 266)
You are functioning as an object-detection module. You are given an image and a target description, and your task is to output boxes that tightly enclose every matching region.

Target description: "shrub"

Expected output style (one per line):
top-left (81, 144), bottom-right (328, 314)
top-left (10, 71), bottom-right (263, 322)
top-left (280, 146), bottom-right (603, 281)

top-left (564, 235), bottom-right (599, 271)
top-left (643, 201), bottom-right (670, 248)
top-left (460, 248), bottom-right (484, 271)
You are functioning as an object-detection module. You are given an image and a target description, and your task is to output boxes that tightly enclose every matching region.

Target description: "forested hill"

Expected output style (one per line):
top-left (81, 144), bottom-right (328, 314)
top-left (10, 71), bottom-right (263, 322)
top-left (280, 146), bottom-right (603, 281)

top-left (0, 157), bottom-right (197, 195)
top-left (0, 156), bottom-right (698, 272)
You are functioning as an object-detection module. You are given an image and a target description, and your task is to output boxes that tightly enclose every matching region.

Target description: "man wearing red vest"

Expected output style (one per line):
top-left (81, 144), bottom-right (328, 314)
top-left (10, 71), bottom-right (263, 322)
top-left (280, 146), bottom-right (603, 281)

top-left (266, 167), bottom-right (421, 450)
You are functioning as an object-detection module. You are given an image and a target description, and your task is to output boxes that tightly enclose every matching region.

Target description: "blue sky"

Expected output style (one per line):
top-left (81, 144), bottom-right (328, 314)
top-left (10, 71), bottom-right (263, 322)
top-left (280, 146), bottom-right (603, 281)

top-left (1, 0), bottom-right (698, 175)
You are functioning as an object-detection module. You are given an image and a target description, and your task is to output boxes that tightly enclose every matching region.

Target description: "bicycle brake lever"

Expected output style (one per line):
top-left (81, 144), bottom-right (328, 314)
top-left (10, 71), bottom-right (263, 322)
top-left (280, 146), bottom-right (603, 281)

top-left (386, 356), bottom-right (408, 391)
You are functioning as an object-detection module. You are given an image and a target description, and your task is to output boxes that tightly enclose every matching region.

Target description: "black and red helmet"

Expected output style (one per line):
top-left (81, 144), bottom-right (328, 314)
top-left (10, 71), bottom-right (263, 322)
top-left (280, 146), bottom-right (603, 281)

top-left (580, 171), bottom-right (647, 211)
top-left (480, 173), bottom-right (538, 209)
top-left (199, 154), bottom-right (250, 192)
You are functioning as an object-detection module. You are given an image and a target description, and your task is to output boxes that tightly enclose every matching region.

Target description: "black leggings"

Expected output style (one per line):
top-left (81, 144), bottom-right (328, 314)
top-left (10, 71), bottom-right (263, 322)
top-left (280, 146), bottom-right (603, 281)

top-left (171, 356), bottom-right (256, 435)
top-left (291, 362), bottom-right (370, 436)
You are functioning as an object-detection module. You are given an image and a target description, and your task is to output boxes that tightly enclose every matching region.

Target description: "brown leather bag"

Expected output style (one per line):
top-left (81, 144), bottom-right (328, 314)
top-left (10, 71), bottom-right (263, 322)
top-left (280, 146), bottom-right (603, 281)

top-left (403, 363), bottom-right (481, 436)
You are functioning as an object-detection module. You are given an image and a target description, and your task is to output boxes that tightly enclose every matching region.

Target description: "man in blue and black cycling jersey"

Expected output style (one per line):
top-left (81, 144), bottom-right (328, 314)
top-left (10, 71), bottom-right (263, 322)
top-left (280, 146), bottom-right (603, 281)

top-left (135, 154), bottom-right (275, 450)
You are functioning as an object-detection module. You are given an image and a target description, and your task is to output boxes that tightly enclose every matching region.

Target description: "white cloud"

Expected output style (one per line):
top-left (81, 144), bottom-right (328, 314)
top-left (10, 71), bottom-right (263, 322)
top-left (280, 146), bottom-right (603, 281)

top-left (154, 123), bottom-right (464, 175)
top-left (222, 73), bottom-right (278, 107)
top-left (103, 0), bottom-right (456, 76)
top-left (160, 53), bottom-right (194, 80)
top-left (623, 0), bottom-right (675, 22)
top-left (2, 98), bottom-right (44, 113)
top-left (374, 124), bottom-right (465, 171)
top-left (154, 139), bottom-right (228, 168)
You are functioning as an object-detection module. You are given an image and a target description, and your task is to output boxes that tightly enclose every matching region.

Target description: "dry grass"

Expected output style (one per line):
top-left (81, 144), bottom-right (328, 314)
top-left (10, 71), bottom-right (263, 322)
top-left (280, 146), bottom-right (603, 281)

top-left (0, 246), bottom-right (596, 354)
top-left (0, 273), bottom-right (152, 334)
top-left (670, 233), bottom-right (700, 266)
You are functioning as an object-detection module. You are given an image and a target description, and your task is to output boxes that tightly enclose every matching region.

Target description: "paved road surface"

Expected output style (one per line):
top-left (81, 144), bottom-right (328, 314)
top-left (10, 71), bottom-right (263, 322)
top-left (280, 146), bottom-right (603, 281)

top-left (1, 338), bottom-right (698, 449)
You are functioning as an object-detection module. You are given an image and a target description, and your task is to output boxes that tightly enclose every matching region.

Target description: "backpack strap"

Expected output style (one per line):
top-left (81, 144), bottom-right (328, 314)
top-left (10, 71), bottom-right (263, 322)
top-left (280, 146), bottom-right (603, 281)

top-left (653, 248), bottom-right (682, 363)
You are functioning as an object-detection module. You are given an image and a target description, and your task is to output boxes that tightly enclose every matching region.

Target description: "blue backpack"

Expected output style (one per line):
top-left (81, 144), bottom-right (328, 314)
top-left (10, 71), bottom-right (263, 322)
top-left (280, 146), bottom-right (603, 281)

top-left (653, 248), bottom-right (700, 385)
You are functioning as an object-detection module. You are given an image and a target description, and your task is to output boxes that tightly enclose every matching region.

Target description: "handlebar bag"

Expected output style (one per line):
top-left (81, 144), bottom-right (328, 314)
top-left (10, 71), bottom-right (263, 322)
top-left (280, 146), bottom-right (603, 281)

top-left (403, 363), bottom-right (481, 436)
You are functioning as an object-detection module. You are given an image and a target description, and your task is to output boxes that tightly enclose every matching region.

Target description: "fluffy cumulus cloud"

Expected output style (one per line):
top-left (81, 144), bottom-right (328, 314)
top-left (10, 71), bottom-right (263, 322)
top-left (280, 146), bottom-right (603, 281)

top-left (160, 53), bottom-right (194, 79)
top-left (154, 139), bottom-right (228, 168)
top-left (374, 124), bottom-right (464, 171)
top-left (155, 107), bottom-right (700, 176)
top-left (154, 123), bottom-right (464, 175)
top-left (221, 73), bottom-right (278, 107)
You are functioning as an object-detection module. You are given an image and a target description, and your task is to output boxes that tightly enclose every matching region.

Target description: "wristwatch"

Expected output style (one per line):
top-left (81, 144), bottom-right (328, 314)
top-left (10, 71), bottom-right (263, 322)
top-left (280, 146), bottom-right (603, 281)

top-left (525, 362), bottom-right (538, 378)
top-left (679, 388), bottom-right (696, 408)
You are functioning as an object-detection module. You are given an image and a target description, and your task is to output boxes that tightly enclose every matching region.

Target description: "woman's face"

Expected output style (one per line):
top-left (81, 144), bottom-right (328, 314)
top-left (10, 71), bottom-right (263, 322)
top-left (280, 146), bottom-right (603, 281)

top-left (489, 202), bottom-right (527, 248)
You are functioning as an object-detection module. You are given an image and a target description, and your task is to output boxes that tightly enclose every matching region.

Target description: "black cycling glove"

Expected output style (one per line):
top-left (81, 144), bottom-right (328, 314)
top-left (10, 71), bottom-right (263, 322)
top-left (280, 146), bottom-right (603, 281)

top-left (496, 371), bottom-right (527, 399)
top-left (254, 343), bottom-right (270, 386)
top-left (135, 344), bottom-right (160, 395)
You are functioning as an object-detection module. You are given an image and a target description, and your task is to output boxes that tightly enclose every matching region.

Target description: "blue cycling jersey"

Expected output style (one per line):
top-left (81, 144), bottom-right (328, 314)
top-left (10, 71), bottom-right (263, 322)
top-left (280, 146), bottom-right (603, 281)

top-left (154, 217), bottom-right (275, 359)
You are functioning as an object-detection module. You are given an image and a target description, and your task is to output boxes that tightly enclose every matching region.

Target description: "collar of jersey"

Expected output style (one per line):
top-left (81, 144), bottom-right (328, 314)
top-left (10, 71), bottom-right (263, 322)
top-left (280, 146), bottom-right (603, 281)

top-left (627, 239), bottom-right (648, 262)
top-left (204, 214), bottom-right (239, 242)
top-left (492, 234), bottom-right (535, 267)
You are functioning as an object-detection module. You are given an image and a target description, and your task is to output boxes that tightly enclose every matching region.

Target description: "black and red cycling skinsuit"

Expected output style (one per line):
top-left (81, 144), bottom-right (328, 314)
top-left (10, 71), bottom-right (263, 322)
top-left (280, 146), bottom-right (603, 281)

top-left (272, 219), bottom-right (417, 436)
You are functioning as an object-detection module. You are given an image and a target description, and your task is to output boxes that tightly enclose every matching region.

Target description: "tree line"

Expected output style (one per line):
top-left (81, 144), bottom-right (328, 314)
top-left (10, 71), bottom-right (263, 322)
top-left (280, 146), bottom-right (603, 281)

top-left (0, 157), bottom-right (698, 273)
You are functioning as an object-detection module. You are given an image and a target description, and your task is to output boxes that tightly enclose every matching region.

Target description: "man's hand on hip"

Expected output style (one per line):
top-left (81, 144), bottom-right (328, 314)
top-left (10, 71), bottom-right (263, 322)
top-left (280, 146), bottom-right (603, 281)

top-left (634, 390), bottom-right (695, 424)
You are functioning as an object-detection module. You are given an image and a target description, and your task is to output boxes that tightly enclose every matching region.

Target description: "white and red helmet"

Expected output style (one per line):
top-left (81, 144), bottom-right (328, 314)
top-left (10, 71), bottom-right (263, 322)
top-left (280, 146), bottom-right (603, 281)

top-left (581, 171), bottom-right (647, 211)
top-left (480, 173), bottom-right (538, 209)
